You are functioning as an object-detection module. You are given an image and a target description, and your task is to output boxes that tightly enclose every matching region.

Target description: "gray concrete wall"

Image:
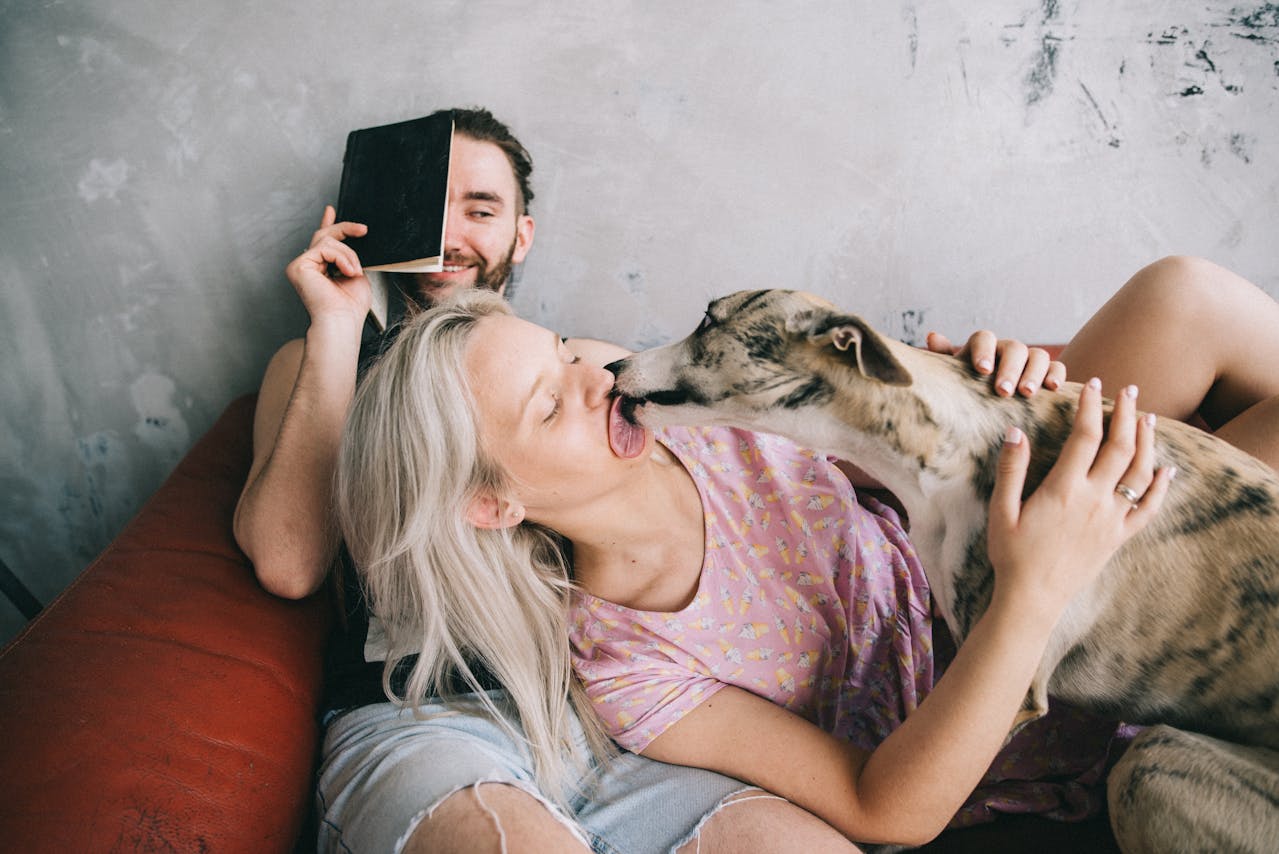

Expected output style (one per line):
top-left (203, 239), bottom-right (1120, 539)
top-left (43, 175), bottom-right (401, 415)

top-left (2, 1), bottom-right (1277, 641)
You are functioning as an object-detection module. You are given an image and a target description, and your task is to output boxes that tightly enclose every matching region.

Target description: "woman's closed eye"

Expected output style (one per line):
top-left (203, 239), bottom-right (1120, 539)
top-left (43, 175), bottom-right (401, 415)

top-left (539, 340), bottom-right (582, 424)
top-left (544, 393), bottom-right (561, 423)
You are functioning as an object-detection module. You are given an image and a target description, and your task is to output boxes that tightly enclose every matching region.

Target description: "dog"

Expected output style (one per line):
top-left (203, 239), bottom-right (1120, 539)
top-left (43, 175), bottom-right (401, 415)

top-left (608, 289), bottom-right (1279, 852)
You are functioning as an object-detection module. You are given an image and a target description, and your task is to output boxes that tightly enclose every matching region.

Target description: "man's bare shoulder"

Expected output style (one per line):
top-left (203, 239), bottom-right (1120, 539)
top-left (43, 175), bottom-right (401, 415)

top-left (566, 336), bottom-right (630, 368)
top-left (256, 337), bottom-right (305, 397)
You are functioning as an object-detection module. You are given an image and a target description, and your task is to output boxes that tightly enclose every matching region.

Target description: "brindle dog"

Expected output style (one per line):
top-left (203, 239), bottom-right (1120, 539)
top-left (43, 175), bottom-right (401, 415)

top-left (609, 289), bottom-right (1279, 853)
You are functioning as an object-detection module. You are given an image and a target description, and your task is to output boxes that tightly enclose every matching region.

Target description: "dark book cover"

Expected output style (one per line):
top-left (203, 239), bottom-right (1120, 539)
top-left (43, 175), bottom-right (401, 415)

top-left (336, 112), bottom-right (453, 274)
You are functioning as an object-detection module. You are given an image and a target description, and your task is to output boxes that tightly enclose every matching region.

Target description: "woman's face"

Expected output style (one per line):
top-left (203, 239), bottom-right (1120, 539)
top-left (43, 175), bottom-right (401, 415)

top-left (465, 313), bottom-right (653, 526)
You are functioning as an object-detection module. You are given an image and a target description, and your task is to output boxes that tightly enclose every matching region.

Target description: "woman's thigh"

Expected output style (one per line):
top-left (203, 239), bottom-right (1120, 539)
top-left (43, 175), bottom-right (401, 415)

top-left (316, 698), bottom-right (590, 853)
top-left (316, 695), bottom-right (849, 854)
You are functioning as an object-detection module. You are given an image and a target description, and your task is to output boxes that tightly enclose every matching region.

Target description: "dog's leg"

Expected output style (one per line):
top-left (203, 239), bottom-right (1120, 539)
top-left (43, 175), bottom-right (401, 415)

top-left (1107, 725), bottom-right (1279, 854)
top-left (1011, 674), bottom-right (1052, 733)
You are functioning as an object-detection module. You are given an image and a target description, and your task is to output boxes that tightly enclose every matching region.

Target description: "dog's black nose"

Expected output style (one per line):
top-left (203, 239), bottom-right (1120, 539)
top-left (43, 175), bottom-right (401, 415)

top-left (603, 358), bottom-right (627, 377)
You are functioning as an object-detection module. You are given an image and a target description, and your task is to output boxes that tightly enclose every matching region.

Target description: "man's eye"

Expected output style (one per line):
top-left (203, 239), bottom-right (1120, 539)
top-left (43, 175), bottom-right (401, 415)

top-left (544, 395), bottom-right (561, 423)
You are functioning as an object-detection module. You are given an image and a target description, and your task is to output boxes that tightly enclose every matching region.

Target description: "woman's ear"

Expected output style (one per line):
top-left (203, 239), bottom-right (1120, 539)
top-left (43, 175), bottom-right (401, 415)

top-left (465, 493), bottom-right (526, 529)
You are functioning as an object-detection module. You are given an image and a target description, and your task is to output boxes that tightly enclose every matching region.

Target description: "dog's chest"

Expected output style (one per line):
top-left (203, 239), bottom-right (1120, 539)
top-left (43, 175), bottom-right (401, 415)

top-left (902, 485), bottom-right (989, 636)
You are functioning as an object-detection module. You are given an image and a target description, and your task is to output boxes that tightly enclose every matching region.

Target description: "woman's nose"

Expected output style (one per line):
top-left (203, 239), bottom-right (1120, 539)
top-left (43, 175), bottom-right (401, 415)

top-left (580, 365), bottom-right (615, 408)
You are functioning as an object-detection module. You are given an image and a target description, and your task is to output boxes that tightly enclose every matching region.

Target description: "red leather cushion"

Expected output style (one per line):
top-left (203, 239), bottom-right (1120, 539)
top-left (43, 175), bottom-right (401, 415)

top-left (0, 395), bottom-right (331, 853)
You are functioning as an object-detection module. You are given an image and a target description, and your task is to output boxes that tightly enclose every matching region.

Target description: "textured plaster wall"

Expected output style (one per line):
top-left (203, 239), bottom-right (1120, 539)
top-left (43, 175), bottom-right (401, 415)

top-left (2, 1), bottom-right (1277, 641)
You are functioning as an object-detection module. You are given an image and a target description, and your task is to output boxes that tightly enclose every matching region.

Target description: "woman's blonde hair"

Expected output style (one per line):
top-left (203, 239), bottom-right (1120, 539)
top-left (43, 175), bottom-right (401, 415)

top-left (335, 289), bottom-right (612, 804)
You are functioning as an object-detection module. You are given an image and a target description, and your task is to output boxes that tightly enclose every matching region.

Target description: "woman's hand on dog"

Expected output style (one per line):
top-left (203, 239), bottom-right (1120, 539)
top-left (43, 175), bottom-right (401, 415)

top-left (927, 330), bottom-right (1066, 399)
top-left (985, 378), bottom-right (1176, 621)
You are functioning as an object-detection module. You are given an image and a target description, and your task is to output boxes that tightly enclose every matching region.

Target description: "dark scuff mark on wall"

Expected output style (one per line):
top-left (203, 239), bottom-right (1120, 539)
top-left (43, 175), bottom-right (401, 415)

top-left (896, 309), bottom-right (928, 348)
top-left (1226, 3), bottom-right (1279, 42)
top-left (1079, 82), bottom-right (1122, 147)
top-left (904, 6), bottom-right (919, 75)
top-left (1148, 20), bottom-right (1258, 95)
top-left (1230, 3), bottom-right (1279, 30)
top-left (1148, 26), bottom-right (1188, 45)
top-left (1026, 35), bottom-right (1062, 105)
top-left (1023, 0), bottom-right (1070, 108)
top-left (1229, 132), bottom-right (1253, 163)
top-left (1000, 21), bottom-right (1025, 48)
top-left (1196, 44), bottom-right (1218, 72)
top-left (1194, 41), bottom-right (1244, 92)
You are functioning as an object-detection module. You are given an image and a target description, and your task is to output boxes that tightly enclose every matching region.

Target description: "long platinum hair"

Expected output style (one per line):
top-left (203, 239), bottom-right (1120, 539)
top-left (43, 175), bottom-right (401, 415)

top-left (335, 289), bottom-right (612, 804)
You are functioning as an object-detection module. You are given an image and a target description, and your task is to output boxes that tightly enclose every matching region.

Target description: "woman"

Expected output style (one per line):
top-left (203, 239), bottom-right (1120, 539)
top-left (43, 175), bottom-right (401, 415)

top-left (336, 256), bottom-right (1279, 848)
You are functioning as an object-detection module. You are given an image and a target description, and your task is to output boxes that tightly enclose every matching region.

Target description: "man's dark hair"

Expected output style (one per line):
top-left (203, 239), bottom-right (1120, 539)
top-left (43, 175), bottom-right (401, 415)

top-left (436, 107), bottom-right (535, 215)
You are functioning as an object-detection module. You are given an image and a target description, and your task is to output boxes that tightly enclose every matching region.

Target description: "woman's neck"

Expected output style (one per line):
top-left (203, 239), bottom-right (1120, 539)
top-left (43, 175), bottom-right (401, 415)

top-left (566, 442), bottom-right (706, 612)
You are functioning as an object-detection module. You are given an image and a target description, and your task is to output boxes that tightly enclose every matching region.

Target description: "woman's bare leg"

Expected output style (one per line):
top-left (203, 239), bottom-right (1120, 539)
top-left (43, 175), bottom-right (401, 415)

top-left (677, 790), bottom-right (862, 853)
top-left (1060, 255), bottom-right (1279, 469)
top-left (407, 784), bottom-right (862, 854)
top-left (404, 784), bottom-right (591, 854)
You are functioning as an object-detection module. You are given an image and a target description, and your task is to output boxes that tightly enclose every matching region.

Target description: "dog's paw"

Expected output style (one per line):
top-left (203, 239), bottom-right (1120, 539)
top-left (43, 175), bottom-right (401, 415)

top-left (1010, 687), bottom-right (1049, 735)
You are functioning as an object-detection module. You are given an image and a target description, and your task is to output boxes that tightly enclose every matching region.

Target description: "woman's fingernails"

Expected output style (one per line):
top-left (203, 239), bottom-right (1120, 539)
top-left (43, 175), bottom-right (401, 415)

top-left (1087, 377), bottom-right (1102, 391)
top-left (977, 359), bottom-right (994, 374)
top-left (1124, 384), bottom-right (1138, 399)
top-left (1004, 426), bottom-right (1024, 445)
top-left (998, 379), bottom-right (1014, 395)
top-left (1143, 413), bottom-right (1156, 427)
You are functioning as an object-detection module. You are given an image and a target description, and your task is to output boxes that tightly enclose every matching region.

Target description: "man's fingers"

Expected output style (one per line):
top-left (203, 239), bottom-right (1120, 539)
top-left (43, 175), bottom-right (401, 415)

top-left (926, 331), bottom-right (958, 356)
top-left (1016, 347), bottom-right (1052, 396)
top-left (992, 339), bottom-right (1029, 396)
top-left (967, 330), bottom-right (998, 375)
top-left (309, 207), bottom-right (368, 248)
top-left (1044, 359), bottom-right (1066, 391)
top-left (310, 236), bottom-right (363, 278)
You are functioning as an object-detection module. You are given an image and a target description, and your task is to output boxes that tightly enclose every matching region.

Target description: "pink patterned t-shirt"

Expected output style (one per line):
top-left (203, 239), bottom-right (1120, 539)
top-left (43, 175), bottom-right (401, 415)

top-left (570, 425), bottom-right (933, 753)
top-left (569, 425), bottom-right (1129, 827)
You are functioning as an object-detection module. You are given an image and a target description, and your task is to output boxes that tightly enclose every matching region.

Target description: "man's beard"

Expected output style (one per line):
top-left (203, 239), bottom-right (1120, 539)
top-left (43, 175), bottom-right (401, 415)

top-left (395, 237), bottom-right (519, 313)
top-left (472, 237), bottom-right (517, 294)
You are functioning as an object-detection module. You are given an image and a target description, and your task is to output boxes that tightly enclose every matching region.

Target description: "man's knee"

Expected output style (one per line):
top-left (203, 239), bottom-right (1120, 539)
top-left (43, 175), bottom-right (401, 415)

top-left (403, 782), bottom-right (591, 854)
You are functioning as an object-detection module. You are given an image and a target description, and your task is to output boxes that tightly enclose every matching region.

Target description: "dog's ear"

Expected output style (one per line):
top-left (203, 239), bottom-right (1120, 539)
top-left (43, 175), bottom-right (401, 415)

top-left (790, 310), bottom-right (912, 386)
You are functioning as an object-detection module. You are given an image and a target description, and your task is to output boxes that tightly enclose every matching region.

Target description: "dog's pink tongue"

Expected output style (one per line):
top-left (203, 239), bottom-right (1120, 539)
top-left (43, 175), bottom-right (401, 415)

top-left (609, 396), bottom-right (646, 459)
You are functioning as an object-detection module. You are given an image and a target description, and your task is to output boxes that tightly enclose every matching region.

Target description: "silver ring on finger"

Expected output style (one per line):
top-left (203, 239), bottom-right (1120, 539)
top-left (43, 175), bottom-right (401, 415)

top-left (1114, 482), bottom-right (1142, 506)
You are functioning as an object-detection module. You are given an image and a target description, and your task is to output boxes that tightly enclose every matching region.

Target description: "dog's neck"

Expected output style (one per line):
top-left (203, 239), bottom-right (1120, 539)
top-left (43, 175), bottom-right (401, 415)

top-left (805, 342), bottom-right (1015, 513)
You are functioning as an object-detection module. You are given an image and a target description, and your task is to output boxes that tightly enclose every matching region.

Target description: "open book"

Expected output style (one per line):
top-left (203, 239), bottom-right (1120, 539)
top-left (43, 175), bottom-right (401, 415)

top-left (335, 111), bottom-right (454, 329)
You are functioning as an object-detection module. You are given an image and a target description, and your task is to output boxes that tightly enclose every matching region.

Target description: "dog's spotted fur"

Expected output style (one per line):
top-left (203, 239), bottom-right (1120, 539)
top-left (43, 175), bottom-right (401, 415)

top-left (610, 289), bottom-right (1279, 851)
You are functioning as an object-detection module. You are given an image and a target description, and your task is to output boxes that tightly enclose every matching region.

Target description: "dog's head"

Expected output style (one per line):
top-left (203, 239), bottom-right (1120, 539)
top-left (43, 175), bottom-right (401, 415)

top-left (609, 289), bottom-right (911, 432)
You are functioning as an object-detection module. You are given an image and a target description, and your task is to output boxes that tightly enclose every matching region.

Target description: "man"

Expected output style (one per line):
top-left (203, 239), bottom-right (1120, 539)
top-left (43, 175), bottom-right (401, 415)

top-left (234, 108), bottom-right (857, 854)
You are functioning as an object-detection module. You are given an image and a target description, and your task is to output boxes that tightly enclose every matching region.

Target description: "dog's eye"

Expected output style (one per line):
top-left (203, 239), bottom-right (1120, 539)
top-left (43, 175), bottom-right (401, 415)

top-left (695, 312), bottom-right (716, 333)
